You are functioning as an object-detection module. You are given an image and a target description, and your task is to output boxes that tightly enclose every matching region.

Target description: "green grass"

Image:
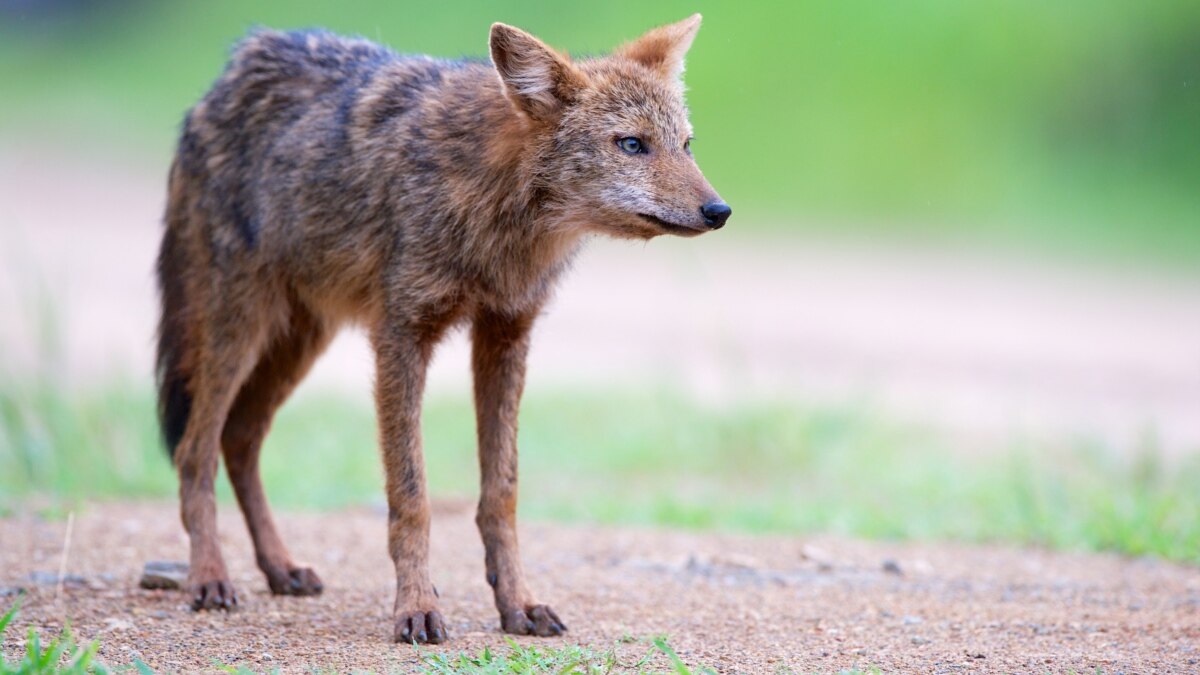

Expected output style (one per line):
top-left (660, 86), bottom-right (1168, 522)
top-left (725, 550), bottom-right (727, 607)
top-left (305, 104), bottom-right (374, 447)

top-left (0, 601), bottom-right (108, 675)
top-left (418, 638), bottom-right (649, 674)
top-left (422, 636), bottom-right (873, 674)
top-left (2, 372), bottom-right (1198, 563)
top-left (0, 1), bottom-right (1198, 263)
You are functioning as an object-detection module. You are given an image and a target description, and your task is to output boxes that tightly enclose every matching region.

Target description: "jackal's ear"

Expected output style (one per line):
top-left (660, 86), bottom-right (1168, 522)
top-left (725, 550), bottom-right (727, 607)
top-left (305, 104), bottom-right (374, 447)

top-left (618, 14), bottom-right (702, 82)
top-left (490, 23), bottom-right (588, 121)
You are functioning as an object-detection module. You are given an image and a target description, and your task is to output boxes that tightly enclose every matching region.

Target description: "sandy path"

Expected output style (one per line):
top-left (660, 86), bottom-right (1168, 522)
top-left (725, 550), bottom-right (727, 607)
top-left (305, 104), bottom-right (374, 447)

top-left (3, 147), bottom-right (1200, 457)
top-left (2, 502), bottom-right (1198, 673)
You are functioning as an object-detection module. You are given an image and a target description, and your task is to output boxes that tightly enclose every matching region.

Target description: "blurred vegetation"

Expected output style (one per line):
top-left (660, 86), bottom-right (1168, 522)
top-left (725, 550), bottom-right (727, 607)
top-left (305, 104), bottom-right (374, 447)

top-left (0, 1), bottom-right (1197, 566)
top-left (0, 1), bottom-right (1197, 261)
top-left (3, 371), bottom-right (1197, 563)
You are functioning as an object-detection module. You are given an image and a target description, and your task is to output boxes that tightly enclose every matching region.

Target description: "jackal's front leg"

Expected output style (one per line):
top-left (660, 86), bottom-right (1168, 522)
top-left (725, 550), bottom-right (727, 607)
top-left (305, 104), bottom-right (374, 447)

top-left (373, 322), bottom-right (446, 645)
top-left (472, 309), bottom-right (566, 636)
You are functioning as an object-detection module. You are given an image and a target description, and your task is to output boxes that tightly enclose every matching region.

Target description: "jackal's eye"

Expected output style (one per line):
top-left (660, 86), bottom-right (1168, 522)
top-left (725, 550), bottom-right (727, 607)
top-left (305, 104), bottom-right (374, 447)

top-left (684, 138), bottom-right (692, 153)
top-left (616, 137), bottom-right (645, 155)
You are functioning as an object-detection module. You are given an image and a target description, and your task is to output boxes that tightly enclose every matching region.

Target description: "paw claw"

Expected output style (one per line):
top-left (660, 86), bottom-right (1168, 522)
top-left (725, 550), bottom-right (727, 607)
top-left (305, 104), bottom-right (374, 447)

top-left (502, 605), bottom-right (566, 637)
top-left (191, 579), bottom-right (238, 611)
top-left (268, 566), bottom-right (323, 596)
top-left (395, 609), bottom-right (447, 645)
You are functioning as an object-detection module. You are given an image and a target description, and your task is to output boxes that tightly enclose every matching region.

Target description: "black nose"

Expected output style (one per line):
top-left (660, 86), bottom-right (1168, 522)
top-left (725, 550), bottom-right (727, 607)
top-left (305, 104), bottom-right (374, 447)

top-left (700, 201), bottom-right (732, 229)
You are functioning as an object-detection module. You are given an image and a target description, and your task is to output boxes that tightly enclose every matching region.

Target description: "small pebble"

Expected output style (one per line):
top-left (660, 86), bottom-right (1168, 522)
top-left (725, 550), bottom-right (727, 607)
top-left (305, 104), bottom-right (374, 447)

top-left (103, 618), bottom-right (134, 632)
top-left (911, 636), bottom-right (931, 645)
top-left (140, 560), bottom-right (189, 590)
top-left (801, 544), bottom-right (831, 562)
top-left (882, 559), bottom-right (903, 575)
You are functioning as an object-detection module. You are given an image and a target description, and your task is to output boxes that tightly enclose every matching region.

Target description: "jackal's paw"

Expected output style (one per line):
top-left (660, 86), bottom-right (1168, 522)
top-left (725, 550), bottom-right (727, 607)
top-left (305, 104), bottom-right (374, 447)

top-left (191, 579), bottom-right (238, 611)
top-left (501, 605), bottom-right (567, 637)
top-left (394, 609), bottom-right (448, 644)
top-left (267, 566), bottom-right (324, 596)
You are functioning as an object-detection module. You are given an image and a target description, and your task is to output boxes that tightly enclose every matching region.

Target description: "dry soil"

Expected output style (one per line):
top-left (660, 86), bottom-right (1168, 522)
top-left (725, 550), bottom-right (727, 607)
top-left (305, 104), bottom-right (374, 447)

top-left (2, 502), bottom-right (1198, 673)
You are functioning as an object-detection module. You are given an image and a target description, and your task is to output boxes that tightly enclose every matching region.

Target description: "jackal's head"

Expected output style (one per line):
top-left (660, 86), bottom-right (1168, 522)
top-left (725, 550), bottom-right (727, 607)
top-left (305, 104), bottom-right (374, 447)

top-left (490, 15), bottom-right (731, 239)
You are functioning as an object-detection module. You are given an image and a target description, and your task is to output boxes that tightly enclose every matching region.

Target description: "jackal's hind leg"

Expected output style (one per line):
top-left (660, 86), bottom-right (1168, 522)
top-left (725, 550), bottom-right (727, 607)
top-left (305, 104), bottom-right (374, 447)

top-left (222, 306), bottom-right (332, 596)
top-left (176, 304), bottom-right (271, 611)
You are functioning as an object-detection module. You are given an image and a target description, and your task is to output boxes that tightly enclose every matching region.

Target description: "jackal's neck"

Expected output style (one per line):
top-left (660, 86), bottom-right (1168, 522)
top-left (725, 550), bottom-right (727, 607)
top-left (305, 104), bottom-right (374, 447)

top-left (444, 93), bottom-right (584, 306)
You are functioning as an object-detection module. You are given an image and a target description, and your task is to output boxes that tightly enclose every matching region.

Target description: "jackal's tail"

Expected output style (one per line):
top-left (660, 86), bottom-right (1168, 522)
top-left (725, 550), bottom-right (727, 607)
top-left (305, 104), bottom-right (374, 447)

top-left (155, 160), bottom-right (194, 460)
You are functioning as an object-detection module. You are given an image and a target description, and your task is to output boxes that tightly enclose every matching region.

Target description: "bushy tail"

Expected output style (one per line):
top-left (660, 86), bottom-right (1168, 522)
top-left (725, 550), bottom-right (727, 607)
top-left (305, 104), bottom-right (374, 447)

top-left (156, 166), bottom-right (194, 460)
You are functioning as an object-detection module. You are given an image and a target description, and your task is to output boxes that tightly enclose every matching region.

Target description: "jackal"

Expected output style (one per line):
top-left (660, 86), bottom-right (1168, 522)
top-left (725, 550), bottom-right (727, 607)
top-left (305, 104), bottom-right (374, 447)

top-left (157, 14), bottom-right (729, 644)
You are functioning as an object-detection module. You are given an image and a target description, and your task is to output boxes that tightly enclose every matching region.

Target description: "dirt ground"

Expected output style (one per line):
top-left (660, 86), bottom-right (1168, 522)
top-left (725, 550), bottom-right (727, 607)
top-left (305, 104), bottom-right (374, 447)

top-left (2, 502), bottom-right (1197, 674)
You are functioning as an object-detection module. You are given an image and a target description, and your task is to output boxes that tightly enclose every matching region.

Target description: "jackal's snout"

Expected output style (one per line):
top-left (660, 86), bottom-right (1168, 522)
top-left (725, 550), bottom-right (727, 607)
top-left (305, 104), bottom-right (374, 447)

top-left (700, 201), bottom-right (732, 229)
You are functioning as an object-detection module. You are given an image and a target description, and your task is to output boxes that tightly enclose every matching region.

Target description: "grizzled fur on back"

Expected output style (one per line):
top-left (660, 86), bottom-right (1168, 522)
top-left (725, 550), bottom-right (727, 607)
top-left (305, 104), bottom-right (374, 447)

top-left (156, 17), bottom-right (726, 638)
top-left (159, 30), bottom-right (561, 453)
top-left (157, 26), bottom-right (721, 456)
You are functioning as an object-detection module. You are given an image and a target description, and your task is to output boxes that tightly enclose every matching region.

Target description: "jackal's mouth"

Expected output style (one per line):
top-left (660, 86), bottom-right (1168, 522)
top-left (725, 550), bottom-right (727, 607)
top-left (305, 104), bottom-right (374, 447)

top-left (637, 213), bottom-right (705, 236)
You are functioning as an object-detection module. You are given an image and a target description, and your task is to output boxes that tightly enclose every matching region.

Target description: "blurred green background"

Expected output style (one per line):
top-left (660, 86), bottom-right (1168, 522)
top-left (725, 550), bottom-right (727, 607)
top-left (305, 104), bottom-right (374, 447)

top-left (1, 1), bottom-right (1198, 564)
top-left (1, 0), bottom-right (1197, 261)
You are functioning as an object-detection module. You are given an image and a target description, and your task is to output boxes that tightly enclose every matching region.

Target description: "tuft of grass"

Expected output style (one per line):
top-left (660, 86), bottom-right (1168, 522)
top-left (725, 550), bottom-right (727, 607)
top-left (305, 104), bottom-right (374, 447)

top-left (649, 637), bottom-right (714, 675)
top-left (419, 640), bottom-right (618, 674)
top-left (417, 638), bottom-right (885, 675)
top-left (0, 601), bottom-right (108, 675)
top-left (2, 373), bottom-right (1198, 564)
top-left (418, 636), bottom-right (712, 675)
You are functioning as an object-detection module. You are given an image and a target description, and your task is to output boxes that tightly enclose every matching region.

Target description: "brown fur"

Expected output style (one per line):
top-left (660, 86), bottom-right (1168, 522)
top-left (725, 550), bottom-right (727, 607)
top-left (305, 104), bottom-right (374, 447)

top-left (156, 15), bottom-right (728, 644)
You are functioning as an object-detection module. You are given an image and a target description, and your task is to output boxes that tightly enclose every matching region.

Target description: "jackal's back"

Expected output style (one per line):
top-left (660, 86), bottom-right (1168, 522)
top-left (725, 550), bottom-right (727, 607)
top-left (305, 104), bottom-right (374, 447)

top-left (176, 30), bottom-right (443, 247)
